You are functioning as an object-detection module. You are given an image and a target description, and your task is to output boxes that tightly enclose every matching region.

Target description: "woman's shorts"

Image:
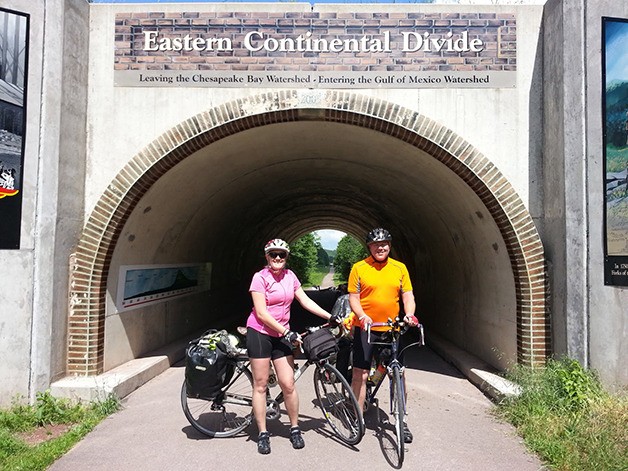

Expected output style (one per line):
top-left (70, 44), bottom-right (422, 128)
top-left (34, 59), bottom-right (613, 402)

top-left (246, 327), bottom-right (294, 359)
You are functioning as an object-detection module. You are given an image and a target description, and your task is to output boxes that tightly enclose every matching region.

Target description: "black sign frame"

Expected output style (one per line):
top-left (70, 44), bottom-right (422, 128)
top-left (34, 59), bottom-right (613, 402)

top-left (602, 16), bottom-right (628, 286)
top-left (0, 7), bottom-right (29, 250)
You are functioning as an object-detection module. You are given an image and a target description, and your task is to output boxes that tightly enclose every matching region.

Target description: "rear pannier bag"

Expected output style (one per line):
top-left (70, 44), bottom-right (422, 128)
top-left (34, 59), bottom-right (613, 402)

top-left (185, 329), bottom-right (236, 400)
top-left (303, 328), bottom-right (338, 361)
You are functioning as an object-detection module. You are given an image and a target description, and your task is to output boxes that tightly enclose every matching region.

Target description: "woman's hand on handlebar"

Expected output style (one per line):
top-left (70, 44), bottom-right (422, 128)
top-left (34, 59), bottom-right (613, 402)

top-left (284, 330), bottom-right (302, 346)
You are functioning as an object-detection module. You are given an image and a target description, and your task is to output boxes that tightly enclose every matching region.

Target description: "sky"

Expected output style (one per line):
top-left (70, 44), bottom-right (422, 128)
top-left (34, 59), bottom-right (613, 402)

top-left (315, 229), bottom-right (345, 250)
top-left (90, 0), bottom-right (443, 3)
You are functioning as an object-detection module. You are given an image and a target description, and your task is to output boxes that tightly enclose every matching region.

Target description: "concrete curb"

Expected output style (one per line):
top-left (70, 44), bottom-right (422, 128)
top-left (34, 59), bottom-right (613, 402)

top-left (427, 331), bottom-right (521, 401)
top-left (51, 334), bottom-right (193, 402)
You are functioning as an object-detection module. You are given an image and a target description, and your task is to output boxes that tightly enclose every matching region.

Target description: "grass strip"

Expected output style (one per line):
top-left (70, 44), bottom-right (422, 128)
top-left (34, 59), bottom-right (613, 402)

top-left (496, 358), bottom-right (627, 471)
top-left (0, 392), bottom-right (120, 471)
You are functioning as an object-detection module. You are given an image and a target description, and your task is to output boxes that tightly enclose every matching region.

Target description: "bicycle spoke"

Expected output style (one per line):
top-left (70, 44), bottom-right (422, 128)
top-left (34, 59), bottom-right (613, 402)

top-left (313, 363), bottom-right (364, 445)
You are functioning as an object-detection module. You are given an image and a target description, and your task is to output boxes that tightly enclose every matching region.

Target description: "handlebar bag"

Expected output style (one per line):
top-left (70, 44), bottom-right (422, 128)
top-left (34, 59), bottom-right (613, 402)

top-left (303, 328), bottom-right (338, 361)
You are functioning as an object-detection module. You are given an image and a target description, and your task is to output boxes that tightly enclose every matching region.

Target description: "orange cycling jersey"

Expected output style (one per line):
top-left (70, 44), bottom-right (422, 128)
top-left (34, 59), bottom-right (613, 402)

top-left (347, 256), bottom-right (413, 331)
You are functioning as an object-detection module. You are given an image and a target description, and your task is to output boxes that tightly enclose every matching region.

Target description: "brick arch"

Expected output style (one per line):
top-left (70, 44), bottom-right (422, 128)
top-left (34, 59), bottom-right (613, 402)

top-left (68, 90), bottom-right (548, 375)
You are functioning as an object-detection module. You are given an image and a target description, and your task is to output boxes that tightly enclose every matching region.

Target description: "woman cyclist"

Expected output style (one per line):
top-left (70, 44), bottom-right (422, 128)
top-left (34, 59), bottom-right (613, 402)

top-left (246, 238), bottom-right (333, 455)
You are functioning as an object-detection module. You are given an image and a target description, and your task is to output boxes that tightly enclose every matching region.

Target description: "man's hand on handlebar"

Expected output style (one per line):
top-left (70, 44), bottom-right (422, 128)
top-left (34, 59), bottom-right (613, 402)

top-left (358, 314), bottom-right (372, 328)
top-left (404, 314), bottom-right (419, 327)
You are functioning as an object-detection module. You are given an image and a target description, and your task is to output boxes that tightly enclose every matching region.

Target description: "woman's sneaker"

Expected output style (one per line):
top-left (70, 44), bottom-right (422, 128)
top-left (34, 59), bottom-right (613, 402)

top-left (289, 427), bottom-right (305, 449)
top-left (257, 432), bottom-right (271, 455)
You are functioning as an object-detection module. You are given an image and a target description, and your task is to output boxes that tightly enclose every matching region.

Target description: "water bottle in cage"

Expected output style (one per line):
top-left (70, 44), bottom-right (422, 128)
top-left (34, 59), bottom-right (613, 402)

top-left (371, 364), bottom-right (386, 385)
top-left (368, 362), bottom-right (386, 386)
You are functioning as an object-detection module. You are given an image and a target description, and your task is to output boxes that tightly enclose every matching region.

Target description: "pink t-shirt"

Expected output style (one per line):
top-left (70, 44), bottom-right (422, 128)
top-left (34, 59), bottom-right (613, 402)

top-left (246, 267), bottom-right (301, 337)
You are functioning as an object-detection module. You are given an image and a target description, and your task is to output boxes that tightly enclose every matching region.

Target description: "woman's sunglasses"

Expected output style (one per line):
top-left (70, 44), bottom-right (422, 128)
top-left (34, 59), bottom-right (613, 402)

top-left (267, 251), bottom-right (288, 259)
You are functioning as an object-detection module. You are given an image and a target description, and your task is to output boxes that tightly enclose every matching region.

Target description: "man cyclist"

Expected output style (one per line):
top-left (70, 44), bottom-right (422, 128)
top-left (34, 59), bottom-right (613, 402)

top-left (346, 228), bottom-right (418, 443)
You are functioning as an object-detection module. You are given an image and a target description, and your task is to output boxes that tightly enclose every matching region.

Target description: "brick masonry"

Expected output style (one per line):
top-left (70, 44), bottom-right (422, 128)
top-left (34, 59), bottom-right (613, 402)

top-left (68, 90), bottom-right (547, 376)
top-left (114, 11), bottom-right (516, 73)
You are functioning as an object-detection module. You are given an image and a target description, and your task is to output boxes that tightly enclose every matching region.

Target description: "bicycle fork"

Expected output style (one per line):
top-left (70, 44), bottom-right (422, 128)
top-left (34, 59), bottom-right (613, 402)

top-left (389, 365), bottom-right (407, 425)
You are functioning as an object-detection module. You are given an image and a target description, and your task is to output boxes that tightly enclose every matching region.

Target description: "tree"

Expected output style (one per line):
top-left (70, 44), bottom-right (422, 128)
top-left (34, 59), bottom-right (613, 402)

top-left (288, 233), bottom-right (320, 284)
top-left (334, 235), bottom-right (368, 280)
top-left (317, 245), bottom-right (330, 267)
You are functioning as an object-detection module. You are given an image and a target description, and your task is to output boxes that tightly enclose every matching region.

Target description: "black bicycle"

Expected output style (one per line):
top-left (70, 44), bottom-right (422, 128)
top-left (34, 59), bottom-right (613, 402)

top-left (181, 326), bottom-right (365, 445)
top-left (363, 318), bottom-right (424, 466)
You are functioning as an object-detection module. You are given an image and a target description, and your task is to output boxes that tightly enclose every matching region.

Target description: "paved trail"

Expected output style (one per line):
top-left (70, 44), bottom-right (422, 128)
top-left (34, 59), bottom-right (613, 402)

top-left (49, 346), bottom-right (545, 471)
top-left (320, 266), bottom-right (335, 288)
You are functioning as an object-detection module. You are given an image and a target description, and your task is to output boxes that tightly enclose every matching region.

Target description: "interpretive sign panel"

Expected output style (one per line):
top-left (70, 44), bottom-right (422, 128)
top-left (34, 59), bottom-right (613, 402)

top-left (116, 263), bottom-right (212, 312)
top-left (114, 11), bottom-right (517, 89)
top-left (602, 17), bottom-right (628, 286)
top-left (0, 8), bottom-right (28, 249)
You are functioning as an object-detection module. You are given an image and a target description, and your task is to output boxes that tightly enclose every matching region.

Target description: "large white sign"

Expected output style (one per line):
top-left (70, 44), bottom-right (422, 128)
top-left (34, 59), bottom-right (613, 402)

top-left (114, 10), bottom-right (517, 89)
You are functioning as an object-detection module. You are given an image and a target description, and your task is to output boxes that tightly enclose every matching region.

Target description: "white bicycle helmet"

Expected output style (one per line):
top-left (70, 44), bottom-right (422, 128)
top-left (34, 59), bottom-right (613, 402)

top-left (264, 238), bottom-right (290, 254)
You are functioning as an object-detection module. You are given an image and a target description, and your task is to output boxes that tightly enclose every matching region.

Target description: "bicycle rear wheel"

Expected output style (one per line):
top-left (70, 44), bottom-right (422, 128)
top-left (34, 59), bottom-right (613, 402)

top-left (390, 366), bottom-right (405, 465)
top-left (313, 362), bottom-right (364, 445)
top-left (181, 361), bottom-right (253, 437)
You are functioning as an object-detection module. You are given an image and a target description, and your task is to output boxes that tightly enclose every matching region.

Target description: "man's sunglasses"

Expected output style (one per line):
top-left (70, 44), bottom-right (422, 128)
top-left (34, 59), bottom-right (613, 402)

top-left (267, 251), bottom-right (288, 259)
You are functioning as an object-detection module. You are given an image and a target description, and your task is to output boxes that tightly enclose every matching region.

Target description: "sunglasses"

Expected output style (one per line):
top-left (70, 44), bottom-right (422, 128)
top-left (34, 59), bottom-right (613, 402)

top-left (267, 251), bottom-right (288, 259)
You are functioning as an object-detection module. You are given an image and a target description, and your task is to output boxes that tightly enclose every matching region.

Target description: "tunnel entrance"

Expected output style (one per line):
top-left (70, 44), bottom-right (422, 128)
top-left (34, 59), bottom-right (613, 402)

top-left (68, 90), bottom-right (549, 377)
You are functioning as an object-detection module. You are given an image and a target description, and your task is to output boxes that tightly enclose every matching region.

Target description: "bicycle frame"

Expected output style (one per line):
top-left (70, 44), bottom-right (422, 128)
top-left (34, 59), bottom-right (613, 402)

top-left (211, 357), bottom-right (312, 409)
top-left (364, 319), bottom-right (424, 417)
top-left (264, 357), bottom-right (317, 417)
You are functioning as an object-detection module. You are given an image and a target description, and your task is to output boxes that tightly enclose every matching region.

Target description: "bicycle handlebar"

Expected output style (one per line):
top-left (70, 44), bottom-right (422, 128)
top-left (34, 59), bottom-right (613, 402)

top-left (366, 318), bottom-right (425, 347)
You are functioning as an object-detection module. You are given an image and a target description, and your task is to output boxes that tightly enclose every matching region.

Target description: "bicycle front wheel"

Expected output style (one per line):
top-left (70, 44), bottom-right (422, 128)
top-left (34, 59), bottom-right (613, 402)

top-left (181, 361), bottom-right (253, 438)
top-left (391, 365), bottom-right (406, 465)
top-left (313, 362), bottom-right (364, 445)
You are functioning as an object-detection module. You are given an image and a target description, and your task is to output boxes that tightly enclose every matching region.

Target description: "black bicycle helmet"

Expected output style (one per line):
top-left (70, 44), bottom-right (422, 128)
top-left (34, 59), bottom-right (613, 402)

top-left (365, 228), bottom-right (392, 245)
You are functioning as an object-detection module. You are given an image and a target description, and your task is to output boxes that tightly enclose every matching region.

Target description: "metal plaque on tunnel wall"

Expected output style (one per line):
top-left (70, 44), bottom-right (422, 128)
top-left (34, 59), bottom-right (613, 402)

top-left (602, 17), bottom-right (628, 286)
top-left (0, 8), bottom-right (28, 249)
top-left (113, 10), bottom-right (516, 89)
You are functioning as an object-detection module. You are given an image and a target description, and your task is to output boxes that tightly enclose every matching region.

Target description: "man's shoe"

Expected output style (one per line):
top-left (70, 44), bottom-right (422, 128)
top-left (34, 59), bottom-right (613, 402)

top-left (289, 427), bottom-right (305, 449)
top-left (403, 423), bottom-right (413, 444)
top-left (257, 432), bottom-right (271, 455)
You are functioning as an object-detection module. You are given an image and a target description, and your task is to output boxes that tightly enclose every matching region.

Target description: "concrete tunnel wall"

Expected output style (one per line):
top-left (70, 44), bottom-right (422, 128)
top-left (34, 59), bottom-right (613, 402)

top-left (64, 90), bottom-right (547, 377)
